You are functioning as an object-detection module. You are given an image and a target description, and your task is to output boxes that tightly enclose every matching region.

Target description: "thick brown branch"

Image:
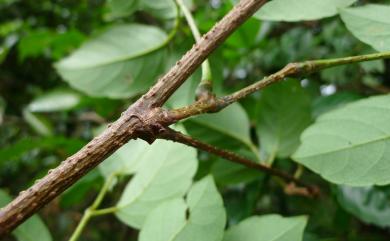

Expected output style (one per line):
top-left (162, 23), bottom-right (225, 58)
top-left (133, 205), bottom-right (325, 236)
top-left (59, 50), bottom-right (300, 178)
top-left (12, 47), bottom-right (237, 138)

top-left (0, 0), bottom-right (268, 235)
top-left (159, 128), bottom-right (319, 196)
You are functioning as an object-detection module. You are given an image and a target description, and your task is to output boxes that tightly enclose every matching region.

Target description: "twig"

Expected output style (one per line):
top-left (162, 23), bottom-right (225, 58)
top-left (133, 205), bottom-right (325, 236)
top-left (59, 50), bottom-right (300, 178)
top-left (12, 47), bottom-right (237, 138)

top-left (168, 51), bottom-right (390, 121)
top-left (69, 173), bottom-right (116, 241)
top-left (158, 128), bottom-right (319, 196)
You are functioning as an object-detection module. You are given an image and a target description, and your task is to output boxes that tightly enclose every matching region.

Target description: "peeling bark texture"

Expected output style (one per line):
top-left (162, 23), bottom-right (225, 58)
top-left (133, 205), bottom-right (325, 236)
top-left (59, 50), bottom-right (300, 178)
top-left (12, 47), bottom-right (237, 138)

top-left (0, 0), bottom-right (268, 236)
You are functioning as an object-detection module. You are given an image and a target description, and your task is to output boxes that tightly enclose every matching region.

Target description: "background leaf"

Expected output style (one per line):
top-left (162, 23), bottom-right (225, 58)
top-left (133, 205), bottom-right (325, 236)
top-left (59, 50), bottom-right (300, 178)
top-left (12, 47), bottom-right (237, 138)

top-left (18, 29), bottom-right (84, 61)
top-left (335, 185), bottom-right (390, 228)
top-left (139, 176), bottom-right (226, 241)
top-left (106, 0), bottom-right (139, 19)
top-left (22, 109), bottom-right (53, 136)
top-left (185, 103), bottom-right (254, 151)
top-left (98, 139), bottom-right (149, 179)
top-left (0, 136), bottom-right (85, 165)
top-left (211, 158), bottom-right (262, 186)
top-left (223, 214), bottom-right (307, 241)
top-left (18, 29), bottom-right (54, 60)
top-left (294, 95), bottom-right (390, 186)
top-left (254, 0), bottom-right (357, 21)
top-left (115, 140), bottom-right (197, 228)
top-left (140, 0), bottom-right (177, 20)
top-left (55, 24), bottom-right (167, 98)
top-left (60, 170), bottom-right (103, 208)
top-left (312, 92), bottom-right (361, 119)
top-left (256, 80), bottom-right (312, 163)
top-left (27, 89), bottom-right (81, 112)
top-left (340, 4), bottom-right (390, 52)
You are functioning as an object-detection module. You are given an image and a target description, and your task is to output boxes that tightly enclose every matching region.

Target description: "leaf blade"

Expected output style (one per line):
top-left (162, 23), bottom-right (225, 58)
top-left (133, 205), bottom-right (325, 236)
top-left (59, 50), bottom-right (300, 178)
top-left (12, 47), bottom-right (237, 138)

top-left (255, 0), bottom-right (356, 22)
top-left (293, 94), bottom-right (390, 186)
top-left (256, 80), bottom-right (312, 162)
top-left (223, 214), bottom-right (307, 241)
top-left (335, 185), bottom-right (390, 228)
top-left (139, 176), bottom-right (226, 241)
top-left (114, 140), bottom-right (198, 228)
top-left (55, 24), bottom-right (167, 98)
top-left (340, 4), bottom-right (390, 52)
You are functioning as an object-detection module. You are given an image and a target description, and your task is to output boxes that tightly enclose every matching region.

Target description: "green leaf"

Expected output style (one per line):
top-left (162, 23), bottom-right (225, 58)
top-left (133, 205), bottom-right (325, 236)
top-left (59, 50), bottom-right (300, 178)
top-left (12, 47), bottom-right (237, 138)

top-left (340, 4), bottom-right (390, 52)
top-left (106, 0), bottom-right (177, 20)
top-left (335, 185), bottom-right (390, 228)
top-left (98, 139), bottom-right (149, 179)
top-left (256, 80), bottom-right (312, 162)
top-left (0, 0), bottom-right (19, 7)
top-left (0, 190), bottom-right (12, 210)
top-left (22, 109), bottom-right (53, 136)
top-left (0, 19), bottom-right (22, 37)
top-left (18, 29), bottom-right (54, 60)
top-left (27, 89), bottom-right (81, 112)
top-left (139, 176), bottom-right (226, 241)
top-left (210, 148), bottom-right (262, 186)
top-left (0, 44), bottom-right (10, 64)
top-left (55, 24), bottom-right (167, 98)
top-left (0, 136), bottom-right (85, 164)
top-left (293, 94), bottom-right (390, 186)
top-left (60, 170), bottom-right (103, 208)
top-left (255, 0), bottom-right (356, 22)
top-left (18, 29), bottom-right (85, 60)
top-left (360, 60), bottom-right (385, 73)
top-left (223, 214), bottom-right (307, 241)
top-left (13, 217), bottom-right (53, 241)
top-left (106, 0), bottom-right (139, 19)
top-left (223, 183), bottom-right (263, 225)
top-left (140, 0), bottom-right (177, 20)
top-left (115, 140), bottom-right (197, 228)
top-left (225, 18), bottom-right (261, 50)
top-left (211, 159), bottom-right (261, 186)
top-left (304, 233), bottom-right (320, 241)
top-left (49, 30), bottom-right (85, 60)
top-left (0, 189), bottom-right (52, 241)
top-left (312, 92), bottom-right (361, 119)
top-left (185, 103), bottom-right (254, 151)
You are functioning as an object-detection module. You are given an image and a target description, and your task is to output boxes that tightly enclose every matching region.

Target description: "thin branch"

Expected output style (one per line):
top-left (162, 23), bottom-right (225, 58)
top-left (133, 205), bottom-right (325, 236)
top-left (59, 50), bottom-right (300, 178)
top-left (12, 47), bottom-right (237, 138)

top-left (69, 173), bottom-right (116, 241)
top-left (176, 0), bottom-right (213, 99)
top-left (223, 51), bottom-right (390, 106)
top-left (158, 128), bottom-right (319, 196)
top-left (168, 51), bottom-right (390, 121)
top-left (91, 206), bottom-right (118, 216)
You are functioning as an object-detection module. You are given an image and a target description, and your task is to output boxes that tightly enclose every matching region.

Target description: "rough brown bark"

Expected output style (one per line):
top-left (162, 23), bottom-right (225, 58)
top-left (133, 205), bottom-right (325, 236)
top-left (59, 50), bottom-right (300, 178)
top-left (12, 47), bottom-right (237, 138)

top-left (0, 0), bottom-right (267, 236)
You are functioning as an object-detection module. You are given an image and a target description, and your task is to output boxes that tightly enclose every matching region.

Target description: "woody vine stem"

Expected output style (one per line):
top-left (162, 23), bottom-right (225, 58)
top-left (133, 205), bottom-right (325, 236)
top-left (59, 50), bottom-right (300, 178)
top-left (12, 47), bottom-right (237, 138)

top-left (1, 0), bottom-right (390, 237)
